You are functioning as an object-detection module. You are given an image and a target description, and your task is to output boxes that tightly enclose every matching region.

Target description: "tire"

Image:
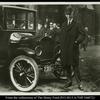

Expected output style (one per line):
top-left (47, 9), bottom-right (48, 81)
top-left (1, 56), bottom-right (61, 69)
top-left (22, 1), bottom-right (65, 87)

top-left (53, 58), bottom-right (65, 79)
top-left (53, 61), bottom-right (74, 80)
top-left (53, 68), bottom-right (65, 79)
top-left (9, 55), bottom-right (39, 92)
top-left (54, 69), bottom-right (74, 80)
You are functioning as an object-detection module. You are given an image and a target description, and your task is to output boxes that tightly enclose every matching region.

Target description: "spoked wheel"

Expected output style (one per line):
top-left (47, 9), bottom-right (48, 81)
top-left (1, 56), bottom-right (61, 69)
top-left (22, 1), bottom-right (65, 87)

top-left (53, 57), bottom-right (66, 79)
top-left (9, 55), bottom-right (39, 92)
top-left (54, 67), bottom-right (74, 80)
top-left (53, 57), bottom-right (74, 79)
top-left (53, 66), bottom-right (66, 79)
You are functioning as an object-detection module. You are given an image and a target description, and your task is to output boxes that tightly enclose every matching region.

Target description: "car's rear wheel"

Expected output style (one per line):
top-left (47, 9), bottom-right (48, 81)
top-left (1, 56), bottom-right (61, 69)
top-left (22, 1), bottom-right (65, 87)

top-left (54, 67), bottom-right (74, 80)
top-left (9, 55), bottom-right (39, 92)
top-left (53, 57), bottom-right (74, 79)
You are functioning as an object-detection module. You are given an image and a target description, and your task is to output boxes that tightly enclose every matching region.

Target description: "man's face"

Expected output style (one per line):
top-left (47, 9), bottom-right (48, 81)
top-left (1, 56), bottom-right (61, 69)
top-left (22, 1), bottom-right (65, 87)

top-left (50, 22), bottom-right (54, 29)
top-left (65, 8), bottom-right (74, 19)
top-left (65, 12), bottom-right (74, 19)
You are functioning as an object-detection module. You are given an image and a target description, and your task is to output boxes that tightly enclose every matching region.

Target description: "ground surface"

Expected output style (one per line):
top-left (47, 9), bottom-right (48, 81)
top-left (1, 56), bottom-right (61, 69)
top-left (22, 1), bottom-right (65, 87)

top-left (0, 45), bottom-right (100, 94)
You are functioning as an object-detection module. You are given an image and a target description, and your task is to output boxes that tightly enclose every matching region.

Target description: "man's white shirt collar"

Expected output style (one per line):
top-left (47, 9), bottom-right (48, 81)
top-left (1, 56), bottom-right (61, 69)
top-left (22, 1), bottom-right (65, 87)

top-left (68, 18), bottom-right (73, 25)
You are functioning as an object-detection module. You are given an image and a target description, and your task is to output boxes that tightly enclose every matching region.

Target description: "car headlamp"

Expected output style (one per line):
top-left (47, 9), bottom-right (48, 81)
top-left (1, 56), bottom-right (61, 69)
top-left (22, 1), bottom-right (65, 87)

top-left (35, 46), bottom-right (42, 56)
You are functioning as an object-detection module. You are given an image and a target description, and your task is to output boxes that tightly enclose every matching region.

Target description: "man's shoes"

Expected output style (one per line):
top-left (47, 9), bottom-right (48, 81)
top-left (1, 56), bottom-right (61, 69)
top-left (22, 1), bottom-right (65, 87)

top-left (64, 81), bottom-right (72, 88)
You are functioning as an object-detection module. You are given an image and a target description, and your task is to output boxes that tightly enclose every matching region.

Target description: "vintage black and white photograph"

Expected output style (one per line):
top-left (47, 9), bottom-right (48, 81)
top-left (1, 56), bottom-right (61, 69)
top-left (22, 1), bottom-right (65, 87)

top-left (0, 2), bottom-right (99, 95)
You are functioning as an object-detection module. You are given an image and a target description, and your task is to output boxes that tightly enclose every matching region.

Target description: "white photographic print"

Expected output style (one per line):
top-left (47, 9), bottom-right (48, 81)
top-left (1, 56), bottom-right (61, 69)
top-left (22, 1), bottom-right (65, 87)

top-left (0, 2), bottom-right (99, 96)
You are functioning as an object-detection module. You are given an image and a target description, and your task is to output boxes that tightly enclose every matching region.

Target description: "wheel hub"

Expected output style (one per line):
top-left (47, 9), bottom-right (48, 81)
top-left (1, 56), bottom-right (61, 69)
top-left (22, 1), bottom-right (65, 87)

top-left (19, 72), bottom-right (25, 77)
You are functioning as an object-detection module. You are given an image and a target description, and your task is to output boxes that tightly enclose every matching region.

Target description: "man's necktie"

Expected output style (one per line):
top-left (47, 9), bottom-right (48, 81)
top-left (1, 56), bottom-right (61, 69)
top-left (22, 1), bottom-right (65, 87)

top-left (68, 20), bottom-right (70, 25)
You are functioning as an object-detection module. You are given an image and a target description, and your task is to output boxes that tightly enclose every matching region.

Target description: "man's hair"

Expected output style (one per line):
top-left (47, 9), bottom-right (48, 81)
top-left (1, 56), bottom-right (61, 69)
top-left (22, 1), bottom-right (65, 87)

top-left (64, 5), bottom-right (79, 21)
top-left (65, 6), bottom-right (72, 15)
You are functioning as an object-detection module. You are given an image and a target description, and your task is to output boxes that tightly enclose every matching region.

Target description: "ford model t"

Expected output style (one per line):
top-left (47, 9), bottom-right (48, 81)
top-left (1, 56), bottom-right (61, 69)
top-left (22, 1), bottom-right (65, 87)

top-left (0, 5), bottom-right (64, 92)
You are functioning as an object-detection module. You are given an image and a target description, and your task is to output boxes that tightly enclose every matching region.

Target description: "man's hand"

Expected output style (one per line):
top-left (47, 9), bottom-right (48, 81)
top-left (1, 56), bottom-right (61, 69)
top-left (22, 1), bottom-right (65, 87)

top-left (74, 41), bottom-right (79, 46)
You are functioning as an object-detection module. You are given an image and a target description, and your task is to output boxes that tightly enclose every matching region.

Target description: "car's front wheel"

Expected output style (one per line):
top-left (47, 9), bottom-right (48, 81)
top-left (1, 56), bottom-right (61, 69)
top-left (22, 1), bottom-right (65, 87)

top-left (9, 55), bottom-right (39, 92)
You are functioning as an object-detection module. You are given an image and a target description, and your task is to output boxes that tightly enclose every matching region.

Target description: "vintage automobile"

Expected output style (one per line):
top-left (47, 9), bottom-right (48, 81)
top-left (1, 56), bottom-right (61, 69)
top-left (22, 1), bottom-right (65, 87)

top-left (0, 5), bottom-right (65, 92)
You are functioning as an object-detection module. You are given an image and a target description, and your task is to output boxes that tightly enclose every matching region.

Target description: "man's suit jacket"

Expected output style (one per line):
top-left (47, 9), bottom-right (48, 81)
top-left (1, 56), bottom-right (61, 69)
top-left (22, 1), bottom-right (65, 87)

top-left (59, 19), bottom-right (87, 66)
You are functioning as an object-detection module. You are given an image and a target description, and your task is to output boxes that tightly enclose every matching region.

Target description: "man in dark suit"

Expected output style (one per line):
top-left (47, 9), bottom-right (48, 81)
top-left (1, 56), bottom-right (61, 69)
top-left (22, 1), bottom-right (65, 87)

top-left (60, 5), bottom-right (88, 90)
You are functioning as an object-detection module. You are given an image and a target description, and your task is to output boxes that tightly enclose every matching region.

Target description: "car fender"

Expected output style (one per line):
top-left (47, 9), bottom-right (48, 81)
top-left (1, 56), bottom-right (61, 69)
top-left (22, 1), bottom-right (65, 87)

top-left (7, 47), bottom-right (37, 66)
top-left (9, 47), bottom-right (36, 60)
top-left (16, 47), bottom-right (35, 55)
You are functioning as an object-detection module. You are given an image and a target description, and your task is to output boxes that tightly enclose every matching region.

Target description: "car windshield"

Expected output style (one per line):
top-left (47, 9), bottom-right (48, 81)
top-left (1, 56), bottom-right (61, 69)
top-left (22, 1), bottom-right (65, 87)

top-left (4, 7), bottom-right (35, 30)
